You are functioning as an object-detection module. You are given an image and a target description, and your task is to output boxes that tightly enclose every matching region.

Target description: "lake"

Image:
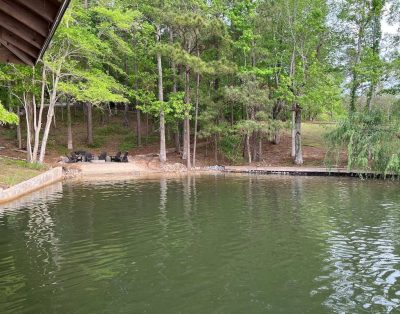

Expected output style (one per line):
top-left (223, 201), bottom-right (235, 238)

top-left (1, 174), bottom-right (400, 313)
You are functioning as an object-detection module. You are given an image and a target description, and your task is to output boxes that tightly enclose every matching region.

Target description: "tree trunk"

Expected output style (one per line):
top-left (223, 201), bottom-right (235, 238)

top-left (39, 103), bottom-right (55, 163)
top-left (123, 103), bottom-right (130, 128)
top-left (252, 132), bottom-right (258, 162)
top-left (184, 116), bottom-right (191, 169)
top-left (160, 111), bottom-right (167, 162)
top-left (156, 25), bottom-right (167, 163)
top-left (23, 97), bottom-right (33, 162)
top-left (31, 98), bottom-right (42, 162)
top-left (39, 68), bottom-right (61, 164)
top-left (123, 56), bottom-right (130, 128)
top-left (146, 113), bottom-right (149, 144)
top-left (246, 133), bottom-right (252, 164)
top-left (136, 109), bottom-right (141, 147)
top-left (349, 17), bottom-right (365, 112)
top-left (192, 69), bottom-right (200, 168)
top-left (273, 99), bottom-right (283, 144)
top-left (53, 107), bottom-right (57, 128)
top-left (86, 103), bottom-right (93, 146)
top-left (67, 101), bottom-right (73, 150)
top-left (273, 131), bottom-right (281, 145)
top-left (134, 63), bottom-right (141, 147)
top-left (16, 106), bottom-right (22, 149)
top-left (182, 118), bottom-right (188, 160)
top-left (294, 104), bottom-right (303, 165)
top-left (214, 134), bottom-right (218, 164)
top-left (170, 29), bottom-right (180, 154)
top-left (366, 3), bottom-right (382, 112)
top-left (100, 110), bottom-right (106, 126)
top-left (182, 111), bottom-right (188, 159)
top-left (170, 30), bottom-right (177, 94)
top-left (182, 36), bottom-right (192, 169)
top-left (183, 63), bottom-right (191, 170)
top-left (291, 105), bottom-right (296, 157)
top-left (32, 72), bottom-right (46, 163)
top-left (174, 124), bottom-right (181, 153)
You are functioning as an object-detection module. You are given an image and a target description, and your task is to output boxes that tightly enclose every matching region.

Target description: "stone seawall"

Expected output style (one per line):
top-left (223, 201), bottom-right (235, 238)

top-left (0, 167), bottom-right (63, 204)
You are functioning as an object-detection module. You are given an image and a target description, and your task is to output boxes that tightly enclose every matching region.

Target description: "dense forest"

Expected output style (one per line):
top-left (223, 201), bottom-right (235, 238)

top-left (0, 0), bottom-right (399, 172)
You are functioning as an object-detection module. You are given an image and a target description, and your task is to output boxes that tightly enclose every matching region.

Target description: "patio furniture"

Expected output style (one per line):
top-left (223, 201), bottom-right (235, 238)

top-left (67, 152), bottom-right (82, 163)
top-left (98, 151), bottom-right (107, 161)
top-left (75, 150), bottom-right (87, 156)
top-left (111, 151), bottom-right (122, 162)
top-left (84, 152), bottom-right (94, 162)
top-left (121, 152), bottom-right (129, 163)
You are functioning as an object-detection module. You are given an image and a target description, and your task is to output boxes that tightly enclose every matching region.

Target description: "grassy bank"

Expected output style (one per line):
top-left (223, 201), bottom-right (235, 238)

top-left (0, 158), bottom-right (47, 189)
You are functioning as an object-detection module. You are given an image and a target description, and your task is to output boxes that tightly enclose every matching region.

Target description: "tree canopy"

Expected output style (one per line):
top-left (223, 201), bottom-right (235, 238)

top-left (0, 0), bottom-right (398, 171)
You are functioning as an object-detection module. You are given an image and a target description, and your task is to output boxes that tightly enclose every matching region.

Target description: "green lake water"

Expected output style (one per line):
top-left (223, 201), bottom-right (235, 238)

top-left (1, 174), bottom-right (400, 313)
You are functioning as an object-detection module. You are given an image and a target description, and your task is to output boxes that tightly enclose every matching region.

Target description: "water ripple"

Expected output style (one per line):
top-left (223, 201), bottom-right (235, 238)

top-left (1, 175), bottom-right (400, 313)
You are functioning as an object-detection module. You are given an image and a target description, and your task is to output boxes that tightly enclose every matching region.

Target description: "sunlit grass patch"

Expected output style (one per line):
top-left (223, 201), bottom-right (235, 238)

top-left (302, 123), bottom-right (335, 149)
top-left (0, 157), bottom-right (46, 189)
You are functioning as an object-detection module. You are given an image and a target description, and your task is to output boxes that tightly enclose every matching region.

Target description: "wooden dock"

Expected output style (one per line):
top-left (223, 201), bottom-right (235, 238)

top-left (222, 166), bottom-right (395, 178)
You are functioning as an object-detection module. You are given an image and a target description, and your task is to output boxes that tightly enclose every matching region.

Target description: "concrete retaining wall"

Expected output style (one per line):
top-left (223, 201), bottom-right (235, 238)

top-left (0, 167), bottom-right (63, 204)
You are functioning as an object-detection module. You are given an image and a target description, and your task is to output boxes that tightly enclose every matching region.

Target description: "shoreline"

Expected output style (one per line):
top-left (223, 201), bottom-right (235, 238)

top-left (1, 161), bottom-right (397, 206)
top-left (222, 166), bottom-right (396, 178)
top-left (0, 167), bottom-right (63, 204)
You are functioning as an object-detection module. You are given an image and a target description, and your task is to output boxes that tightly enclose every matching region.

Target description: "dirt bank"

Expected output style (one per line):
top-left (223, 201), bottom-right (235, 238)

top-left (61, 154), bottom-right (213, 181)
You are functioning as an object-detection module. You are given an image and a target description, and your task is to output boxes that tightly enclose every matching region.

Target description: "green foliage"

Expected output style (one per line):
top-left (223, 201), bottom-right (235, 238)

top-left (298, 62), bottom-right (344, 120)
top-left (119, 133), bottom-right (137, 151)
top-left (326, 110), bottom-right (400, 175)
top-left (58, 69), bottom-right (128, 105)
top-left (97, 124), bottom-right (126, 136)
top-left (219, 133), bottom-right (244, 163)
top-left (87, 136), bottom-right (107, 149)
top-left (138, 92), bottom-right (191, 121)
top-left (0, 128), bottom-right (16, 140)
top-left (0, 102), bottom-right (18, 125)
top-left (224, 73), bottom-right (270, 111)
top-left (0, 157), bottom-right (46, 188)
top-left (0, 0), bottom-right (397, 171)
top-left (0, 157), bottom-right (46, 171)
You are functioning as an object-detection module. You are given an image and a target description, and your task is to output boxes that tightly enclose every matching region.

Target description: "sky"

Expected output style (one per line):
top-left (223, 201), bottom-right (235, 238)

top-left (382, 20), bottom-right (397, 35)
top-left (382, 3), bottom-right (399, 55)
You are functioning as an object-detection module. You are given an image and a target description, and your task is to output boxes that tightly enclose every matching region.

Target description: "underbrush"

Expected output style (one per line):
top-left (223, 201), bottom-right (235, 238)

top-left (119, 133), bottom-right (137, 151)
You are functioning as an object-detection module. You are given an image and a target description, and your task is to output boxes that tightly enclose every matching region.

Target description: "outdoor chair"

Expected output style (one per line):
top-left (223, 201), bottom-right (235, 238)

top-left (98, 151), bottom-right (107, 161)
top-left (67, 152), bottom-right (82, 163)
top-left (75, 150), bottom-right (86, 156)
top-left (111, 151), bottom-right (122, 162)
top-left (84, 152), bottom-right (94, 162)
top-left (121, 152), bottom-right (129, 163)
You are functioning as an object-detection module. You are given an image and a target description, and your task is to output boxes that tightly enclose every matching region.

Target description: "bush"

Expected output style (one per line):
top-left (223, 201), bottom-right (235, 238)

top-left (326, 110), bottom-right (400, 176)
top-left (219, 133), bottom-right (244, 164)
top-left (119, 133), bottom-right (137, 151)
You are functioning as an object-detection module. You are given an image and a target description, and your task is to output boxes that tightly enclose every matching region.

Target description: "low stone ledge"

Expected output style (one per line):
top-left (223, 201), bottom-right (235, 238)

top-left (0, 167), bottom-right (63, 204)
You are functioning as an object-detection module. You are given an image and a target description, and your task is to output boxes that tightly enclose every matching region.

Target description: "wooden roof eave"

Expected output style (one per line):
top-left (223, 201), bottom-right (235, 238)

top-left (0, 0), bottom-right (71, 66)
top-left (37, 0), bottom-right (72, 64)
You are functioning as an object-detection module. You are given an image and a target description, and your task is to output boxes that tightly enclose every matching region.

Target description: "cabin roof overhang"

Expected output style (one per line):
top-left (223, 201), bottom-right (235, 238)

top-left (0, 0), bottom-right (71, 66)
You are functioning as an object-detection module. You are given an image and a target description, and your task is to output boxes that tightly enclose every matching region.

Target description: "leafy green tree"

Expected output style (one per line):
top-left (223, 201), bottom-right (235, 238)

top-left (0, 102), bottom-right (18, 125)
